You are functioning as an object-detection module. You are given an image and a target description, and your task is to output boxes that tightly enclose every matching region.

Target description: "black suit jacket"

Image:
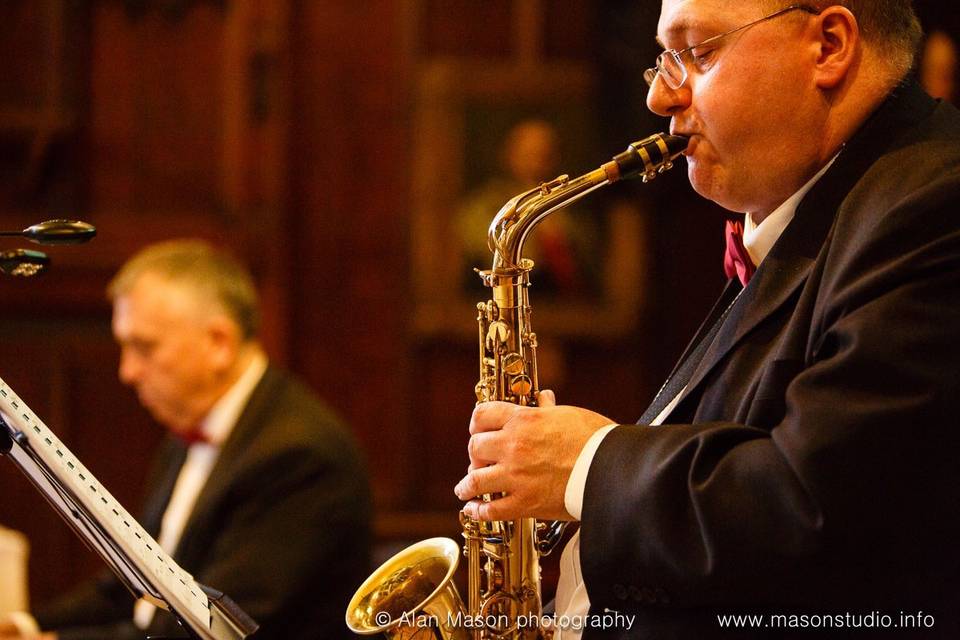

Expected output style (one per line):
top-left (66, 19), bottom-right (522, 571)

top-left (581, 81), bottom-right (960, 638)
top-left (37, 366), bottom-right (372, 640)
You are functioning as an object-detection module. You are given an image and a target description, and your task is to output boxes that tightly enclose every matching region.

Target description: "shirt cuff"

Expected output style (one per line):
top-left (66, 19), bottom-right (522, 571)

top-left (564, 424), bottom-right (618, 520)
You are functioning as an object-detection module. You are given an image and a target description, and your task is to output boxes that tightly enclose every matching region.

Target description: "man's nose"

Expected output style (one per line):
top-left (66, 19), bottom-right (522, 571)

top-left (646, 73), bottom-right (691, 117)
top-left (118, 350), bottom-right (141, 385)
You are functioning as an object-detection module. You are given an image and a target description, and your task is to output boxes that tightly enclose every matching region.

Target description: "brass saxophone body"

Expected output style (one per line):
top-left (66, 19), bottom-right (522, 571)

top-left (346, 133), bottom-right (688, 639)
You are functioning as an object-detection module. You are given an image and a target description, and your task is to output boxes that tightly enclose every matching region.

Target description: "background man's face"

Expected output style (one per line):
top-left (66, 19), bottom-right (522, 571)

top-left (112, 273), bottom-right (220, 434)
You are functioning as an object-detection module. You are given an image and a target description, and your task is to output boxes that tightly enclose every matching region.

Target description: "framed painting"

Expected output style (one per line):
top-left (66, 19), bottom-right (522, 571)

top-left (410, 60), bottom-right (651, 338)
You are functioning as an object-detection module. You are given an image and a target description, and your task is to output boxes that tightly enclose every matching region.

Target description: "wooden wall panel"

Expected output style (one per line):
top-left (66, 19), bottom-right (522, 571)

top-left (542, 0), bottom-right (594, 60)
top-left (288, 0), bottom-right (411, 509)
top-left (0, 3), bottom-right (52, 109)
top-left (88, 5), bottom-right (226, 213)
top-left (422, 0), bottom-right (513, 59)
top-left (5, 0), bottom-right (903, 613)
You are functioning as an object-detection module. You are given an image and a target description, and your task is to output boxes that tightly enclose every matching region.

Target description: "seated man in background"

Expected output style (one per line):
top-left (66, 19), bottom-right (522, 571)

top-left (1, 239), bottom-right (371, 639)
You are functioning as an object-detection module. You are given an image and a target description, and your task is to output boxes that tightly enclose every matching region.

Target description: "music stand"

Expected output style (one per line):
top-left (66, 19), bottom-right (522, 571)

top-left (0, 376), bottom-right (258, 640)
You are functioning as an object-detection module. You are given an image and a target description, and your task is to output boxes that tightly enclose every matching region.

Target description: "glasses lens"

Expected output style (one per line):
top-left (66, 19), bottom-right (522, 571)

top-left (643, 67), bottom-right (659, 87)
top-left (646, 52), bottom-right (685, 89)
top-left (659, 51), bottom-right (685, 89)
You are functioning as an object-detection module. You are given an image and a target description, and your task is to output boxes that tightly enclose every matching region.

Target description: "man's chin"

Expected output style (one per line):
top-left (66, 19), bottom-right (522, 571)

top-left (686, 163), bottom-right (737, 211)
top-left (687, 162), bottom-right (715, 200)
top-left (141, 403), bottom-right (181, 433)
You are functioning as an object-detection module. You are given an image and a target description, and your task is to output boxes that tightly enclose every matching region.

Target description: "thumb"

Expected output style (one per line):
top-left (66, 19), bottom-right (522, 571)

top-left (537, 389), bottom-right (556, 407)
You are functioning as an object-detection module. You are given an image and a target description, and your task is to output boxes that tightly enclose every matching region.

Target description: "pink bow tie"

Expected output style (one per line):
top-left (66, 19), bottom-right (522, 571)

top-left (724, 220), bottom-right (756, 286)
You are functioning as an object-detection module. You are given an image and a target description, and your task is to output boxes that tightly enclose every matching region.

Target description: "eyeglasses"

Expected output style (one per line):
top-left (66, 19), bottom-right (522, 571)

top-left (644, 4), bottom-right (819, 90)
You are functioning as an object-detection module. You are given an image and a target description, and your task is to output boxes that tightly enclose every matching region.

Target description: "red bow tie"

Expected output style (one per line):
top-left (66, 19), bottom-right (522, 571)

top-left (724, 220), bottom-right (756, 286)
top-left (176, 425), bottom-right (210, 446)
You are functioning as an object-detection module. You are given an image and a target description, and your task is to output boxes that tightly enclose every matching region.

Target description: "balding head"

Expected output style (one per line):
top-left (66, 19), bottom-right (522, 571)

top-left (108, 239), bottom-right (260, 340)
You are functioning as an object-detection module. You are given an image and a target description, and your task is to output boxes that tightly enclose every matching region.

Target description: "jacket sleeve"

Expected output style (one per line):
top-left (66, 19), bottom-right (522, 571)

top-left (34, 572), bottom-right (146, 640)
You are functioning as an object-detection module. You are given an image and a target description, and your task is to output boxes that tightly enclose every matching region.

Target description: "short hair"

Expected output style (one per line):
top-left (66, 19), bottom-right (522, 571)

top-left (761, 1), bottom-right (922, 76)
top-left (108, 239), bottom-right (260, 340)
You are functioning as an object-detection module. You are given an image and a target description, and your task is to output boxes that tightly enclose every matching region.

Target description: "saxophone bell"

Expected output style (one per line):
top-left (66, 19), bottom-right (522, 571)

top-left (345, 537), bottom-right (469, 639)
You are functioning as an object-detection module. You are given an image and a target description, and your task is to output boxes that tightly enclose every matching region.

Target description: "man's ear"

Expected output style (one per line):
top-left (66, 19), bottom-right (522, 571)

top-left (812, 6), bottom-right (860, 89)
top-left (206, 313), bottom-right (242, 373)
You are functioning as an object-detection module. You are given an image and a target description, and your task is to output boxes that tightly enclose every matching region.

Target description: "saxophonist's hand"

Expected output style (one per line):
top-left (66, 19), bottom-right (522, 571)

top-left (455, 390), bottom-right (613, 521)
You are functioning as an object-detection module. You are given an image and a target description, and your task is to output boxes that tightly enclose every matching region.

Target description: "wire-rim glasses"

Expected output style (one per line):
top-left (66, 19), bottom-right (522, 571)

top-left (643, 4), bottom-right (820, 90)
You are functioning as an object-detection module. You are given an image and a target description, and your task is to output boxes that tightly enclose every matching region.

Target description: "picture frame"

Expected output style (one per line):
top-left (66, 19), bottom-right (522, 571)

top-left (410, 60), bottom-right (651, 338)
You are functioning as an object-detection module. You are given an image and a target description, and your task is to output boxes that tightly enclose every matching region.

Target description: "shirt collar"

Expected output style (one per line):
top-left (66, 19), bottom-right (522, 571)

top-left (196, 350), bottom-right (268, 447)
top-left (742, 155), bottom-right (838, 267)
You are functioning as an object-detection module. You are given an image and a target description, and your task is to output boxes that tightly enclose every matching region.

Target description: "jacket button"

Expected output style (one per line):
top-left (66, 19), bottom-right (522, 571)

top-left (612, 583), bottom-right (628, 600)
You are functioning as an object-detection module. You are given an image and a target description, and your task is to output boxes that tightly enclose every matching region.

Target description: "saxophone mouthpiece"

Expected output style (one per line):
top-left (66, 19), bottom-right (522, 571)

top-left (608, 133), bottom-right (689, 183)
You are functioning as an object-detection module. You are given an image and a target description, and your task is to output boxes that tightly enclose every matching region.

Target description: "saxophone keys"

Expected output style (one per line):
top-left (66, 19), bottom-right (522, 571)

top-left (510, 375), bottom-right (533, 397)
top-left (502, 353), bottom-right (525, 375)
top-left (538, 174), bottom-right (570, 196)
top-left (479, 592), bottom-right (520, 636)
top-left (486, 321), bottom-right (510, 349)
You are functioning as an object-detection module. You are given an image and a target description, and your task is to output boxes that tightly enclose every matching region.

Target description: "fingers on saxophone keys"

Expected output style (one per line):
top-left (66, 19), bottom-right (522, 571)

top-left (462, 497), bottom-right (514, 521)
top-left (461, 500), bottom-right (482, 520)
top-left (454, 465), bottom-right (497, 500)
top-left (470, 400), bottom-right (520, 434)
top-left (467, 431), bottom-right (499, 466)
top-left (537, 389), bottom-right (556, 407)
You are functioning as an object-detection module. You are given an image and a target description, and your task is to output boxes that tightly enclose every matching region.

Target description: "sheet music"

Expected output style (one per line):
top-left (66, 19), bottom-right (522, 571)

top-left (0, 376), bottom-right (211, 630)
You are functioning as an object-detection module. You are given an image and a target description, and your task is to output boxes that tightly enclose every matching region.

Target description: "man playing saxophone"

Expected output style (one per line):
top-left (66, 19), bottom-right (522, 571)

top-left (456, 1), bottom-right (960, 638)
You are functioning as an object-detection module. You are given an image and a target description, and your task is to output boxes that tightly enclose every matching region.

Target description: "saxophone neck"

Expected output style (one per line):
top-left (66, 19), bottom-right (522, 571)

top-left (487, 167), bottom-right (610, 272)
top-left (485, 132), bottom-right (688, 272)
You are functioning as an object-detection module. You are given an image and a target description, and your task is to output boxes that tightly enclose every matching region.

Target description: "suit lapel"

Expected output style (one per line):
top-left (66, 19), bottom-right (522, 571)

top-left (678, 207), bottom-right (829, 403)
top-left (637, 279), bottom-right (741, 424)
top-left (141, 441), bottom-right (188, 537)
top-left (666, 278), bottom-right (742, 382)
top-left (171, 367), bottom-right (280, 561)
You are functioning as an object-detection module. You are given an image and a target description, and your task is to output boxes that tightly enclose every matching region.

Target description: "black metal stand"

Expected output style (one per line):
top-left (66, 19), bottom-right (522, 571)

top-left (0, 422), bottom-right (11, 454)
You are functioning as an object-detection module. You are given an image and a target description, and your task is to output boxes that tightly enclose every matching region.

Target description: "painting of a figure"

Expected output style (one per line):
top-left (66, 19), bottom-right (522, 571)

top-left (455, 118), bottom-right (603, 299)
top-left (409, 62), bottom-right (649, 338)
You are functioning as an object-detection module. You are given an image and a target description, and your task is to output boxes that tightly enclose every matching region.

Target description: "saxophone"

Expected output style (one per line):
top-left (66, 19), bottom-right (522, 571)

top-left (346, 132), bottom-right (688, 639)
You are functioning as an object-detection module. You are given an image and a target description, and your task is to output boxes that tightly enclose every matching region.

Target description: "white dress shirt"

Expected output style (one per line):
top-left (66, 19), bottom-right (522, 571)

top-left (554, 158), bottom-right (837, 638)
top-left (133, 352), bottom-right (268, 629)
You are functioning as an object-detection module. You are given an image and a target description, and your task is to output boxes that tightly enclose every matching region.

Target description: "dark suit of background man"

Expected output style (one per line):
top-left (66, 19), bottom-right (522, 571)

top-left (456, 1), bottom-right (960, 638)
top-left (0, 240), bottom-right (371, 640)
